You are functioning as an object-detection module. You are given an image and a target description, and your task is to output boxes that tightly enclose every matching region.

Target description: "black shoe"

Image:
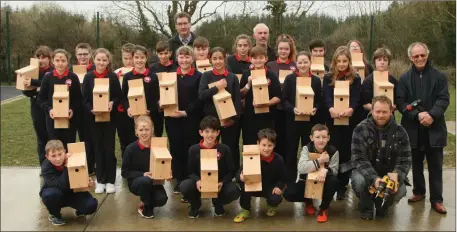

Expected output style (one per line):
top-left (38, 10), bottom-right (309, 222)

top-left (214, 204), bottom-right (226, 216)
top-left (336, 189), bottom-right (346, 200)
top-left (74, 210), bottom-right (85, 218)
top-left (181, 197), bottom-right (189, 203)
top-left (48, 214), bottom-right (66, 226)
top-left (188, 207), bottom-right (200, 219)
top-left (360, 211), bottom-right (374, 220)
top-left (173, 183), bottom-right (181, 194)
top-left (138, 207), bottom-right (154, 219)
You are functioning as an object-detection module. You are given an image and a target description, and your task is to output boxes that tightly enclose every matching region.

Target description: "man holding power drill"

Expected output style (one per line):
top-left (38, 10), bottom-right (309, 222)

top-left (350, 96), bottom-right (412, 220)
top-left (397, 42), bottom-right (450, 214)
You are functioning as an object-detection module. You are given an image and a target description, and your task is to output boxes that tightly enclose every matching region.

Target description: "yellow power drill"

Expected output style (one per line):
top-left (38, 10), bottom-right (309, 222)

top-left (368, 175), bottom-right (397, 207)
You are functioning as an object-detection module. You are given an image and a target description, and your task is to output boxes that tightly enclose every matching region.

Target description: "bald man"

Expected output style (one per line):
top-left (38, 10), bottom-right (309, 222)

top-left (253, 23), bottom-right (276, 62)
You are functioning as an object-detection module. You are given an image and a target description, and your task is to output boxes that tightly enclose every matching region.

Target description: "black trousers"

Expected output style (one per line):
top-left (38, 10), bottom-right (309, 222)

top-left (165, 116), bottom-right (201, 183)
top-left (221, 120), bottom-right (241, 169)
top-left (274, 109), bottom-right (287, 159)
top-left (283, 175), bottom-right (340, 210)
top-left (285, 116), bottom-right (313, 181)
top-left (115, 110), bottom-right (136, 159)
top-left (92, 121), bottom-right (117, 184)
top-left (30, 97), bottom-right (48, 164)
top-left (238, 183), bottom-right (283, 211)
top-left (329, 124), bottom-right (354, 192)
top-left (180, 179), bottom-right (240, 209)
top-left (242, 112), bottom-right (274, 145)
top-left (40, 187), bottom-right (98, 217)
top-left (129, 176), bottom-right (168, 209)
top-left (82, 110), bottom-right (96, 174)
top-left (412, 129), bottom-right (444, 204)
top-left (45, 113), bottom-right (76, 151)
top-left (150, 111), bottom-right (164, 137)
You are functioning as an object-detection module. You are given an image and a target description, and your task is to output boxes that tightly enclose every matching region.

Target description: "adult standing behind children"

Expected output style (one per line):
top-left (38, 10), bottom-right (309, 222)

top-left (169, 12), bottom-right (197, 61)
top-left (252, 23), bottom-right (276, 62)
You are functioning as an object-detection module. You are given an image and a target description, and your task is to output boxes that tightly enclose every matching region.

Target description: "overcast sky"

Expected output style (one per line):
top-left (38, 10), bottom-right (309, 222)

top-left (3, 1), bottom-right (392, 23)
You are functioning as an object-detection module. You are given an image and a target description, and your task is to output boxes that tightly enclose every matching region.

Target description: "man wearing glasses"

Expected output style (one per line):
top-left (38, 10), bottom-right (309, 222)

top-left (169, 12), bottom-right (196, 62)
top-left (396, 42), bottom-right (450, 214)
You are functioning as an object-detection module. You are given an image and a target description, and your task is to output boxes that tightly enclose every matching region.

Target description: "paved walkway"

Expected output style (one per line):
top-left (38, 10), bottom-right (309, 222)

top-left (446, 121), bottom-right (456, 135)
top-left (0, 86), bottom-right (22, 102)
top-left (1, 167), bottom-right (455, 231)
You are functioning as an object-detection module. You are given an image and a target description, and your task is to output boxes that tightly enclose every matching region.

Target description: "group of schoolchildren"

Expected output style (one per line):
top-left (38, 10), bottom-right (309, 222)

top-left (27, 34), bottom-right (399, 226)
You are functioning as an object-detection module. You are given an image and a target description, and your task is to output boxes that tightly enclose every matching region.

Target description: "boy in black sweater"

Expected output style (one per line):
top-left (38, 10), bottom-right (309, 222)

top-left (23, 46), bottom-right (53, 165)
top-left (40, 140), bottom-right (98, 226)
top-left (180, 116), bottom-right (240, 219)
top-left (150, 41), bottom-right (178, 73)
top-left (121, 116), bottom-right (168, 219)
top-left (38, 49), bottom-right (82, 150)
top-left (233, 128), bottom-right (286, 223)
top-left (309, 39), bottom-right (331, 126)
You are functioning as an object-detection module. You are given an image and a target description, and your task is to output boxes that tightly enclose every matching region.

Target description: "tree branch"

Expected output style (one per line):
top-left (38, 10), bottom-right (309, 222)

top-left (140, 0), bottom-right (171, 37)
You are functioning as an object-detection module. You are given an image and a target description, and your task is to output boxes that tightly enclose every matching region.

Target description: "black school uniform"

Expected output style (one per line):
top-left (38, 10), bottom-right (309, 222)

top-left (314, 64), bottom-right (331, 125)
top-left (121, 141), bottom-right (168, 213)
top-left (149, 60), bottom-right (178, 73)
top-left (239, 68), bottom-right (281, 145)
top-left (266, 59), bottom-right (297, 161)
top-left (322, 73), bottom-right (361, 192)
top-left (236, 153), bottom-right (286, 210)
top-left (198, 69), bottom-right (241, 168)
top-left (114, 68), bottom-right (136, 159)
top-left (82, 69), bottom-right (122, 185)
top-left (227, 54), bottom-right (251, 75)
top-left (23, 65), bottom-right (53, 164)
top-left (122, 68), bottom-right (163, 137)
top-left (40, 159), bottom-right (98, 218)
top-left (180, 142), bottom-right (240, 210)
top-left (38, 69), bottom-right (82, 149)
top-left (282, 72), bottom-right (322, 181)
top-left (165, 67), bottom-right (203, 184)
top-left (361, 72), bottom-right (398, 111)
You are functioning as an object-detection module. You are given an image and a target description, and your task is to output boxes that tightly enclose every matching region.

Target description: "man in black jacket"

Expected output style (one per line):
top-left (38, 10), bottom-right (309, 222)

top-left (396, 42), bottom-right (450, 214)
top-left (168, 12), bottom-right (196, 62)
top-left (351, 96), bottom-right (411, 220)
top-left (252, 23), bottom-right (276, 62)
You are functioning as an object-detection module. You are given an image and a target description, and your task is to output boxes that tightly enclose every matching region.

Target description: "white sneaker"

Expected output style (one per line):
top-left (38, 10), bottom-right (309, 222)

top-left (95, 183), bottom-right (106, 194)
top-left (106, 183), bottom-right (116, 194)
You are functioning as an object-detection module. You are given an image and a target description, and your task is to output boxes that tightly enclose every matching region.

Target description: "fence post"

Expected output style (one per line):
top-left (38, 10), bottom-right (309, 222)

top-left (6, 10), bottom-right (12, 85)
top-left (368, 14), bottom-right (374, 60)
top-left (96, 12), bottom-right (100, 48)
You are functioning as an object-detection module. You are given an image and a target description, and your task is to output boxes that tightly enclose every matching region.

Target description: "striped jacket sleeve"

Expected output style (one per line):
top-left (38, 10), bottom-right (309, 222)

top-left (394, 127), bottom-right (412, 183)
top-left (351, 124), bottom-right (379, 185)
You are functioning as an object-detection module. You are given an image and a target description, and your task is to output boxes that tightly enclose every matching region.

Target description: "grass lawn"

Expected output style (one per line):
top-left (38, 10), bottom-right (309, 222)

top-left (1, 96), bottom-right (456, 167)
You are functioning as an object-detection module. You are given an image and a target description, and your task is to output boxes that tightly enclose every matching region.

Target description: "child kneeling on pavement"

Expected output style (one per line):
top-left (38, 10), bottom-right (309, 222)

top-left (40, 140), bottom-right (98, 226)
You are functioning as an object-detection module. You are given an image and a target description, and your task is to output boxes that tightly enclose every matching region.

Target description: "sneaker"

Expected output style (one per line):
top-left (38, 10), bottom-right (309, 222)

top-left (360, 211), bottom-right (374, 220)
top-left (266, 205), bottom-right (277, 217)
top-left (233, 210), bottom-right (250, 223)
top-left (48, 214), bottom-right (66, 226)
top-left (138, 207), bottom-right (154, 219)
top-left (305, 203), bottom-right (316, 215)
top-left (173, 183), bottom-right (181, 194)
top-left (138, 202), bottom-right (144, 209)
top-left (95, 183), bottom-right (106, 194)
top-left (74, 210), bottom-right (85, 218)
top-left (214, 204), bottom-right (226, 216)
top-left (106, 183), bottom-right (116, 194)
top-left (336, 189), bottom-right (346, 200)
top-left (180, 197), bottom-right (189, 203)
top-left (317, 209), bottom-right (328, 223)
top-left (188, 207), bottom-right (200, 219)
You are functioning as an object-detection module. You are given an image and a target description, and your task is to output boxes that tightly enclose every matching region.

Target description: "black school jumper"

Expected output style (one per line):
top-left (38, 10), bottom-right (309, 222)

top-left (315, 64), bottom-right (331, 125)
top-left (121, 141), bottom-right (168, 212)
top-left (40, 159), bottom-right (98, 217)
top-left (70, 62), bottom-right (96, 173)
top-left (322, 73), bottom-right (361, 192)
top-left (236, 153), bottom-right (286, 210)
top-left (114, 68), bottom-right (136, 159)
top-left (122, 68), bottom-right (162, 137)
top-left (149, 60), bottom-right (178, 73)
top-left (165, 67), bottom-right (203, 184)
top-left (82, 69), bottom-right (122, 185)
top-left (239, 68), bottom-right (281, 145)
top-left (198, 69), bottom-right (242, 168)
top-left (180, 142), bottom-right (240, 210)
top-left (38, 69), bottom-right (82, 150)
top-left (266, 59), bottom-right (297, 160)
top-left (282, 72), bottom-right (322, 181)
top-left (23, 66), bottom-right (53, 164)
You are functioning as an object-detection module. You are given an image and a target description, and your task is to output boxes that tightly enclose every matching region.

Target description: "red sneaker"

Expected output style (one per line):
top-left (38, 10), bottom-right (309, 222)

top-left (305, 203), bottom-right (316, 215)
top-left (317, 210), bottom-right (328, 223)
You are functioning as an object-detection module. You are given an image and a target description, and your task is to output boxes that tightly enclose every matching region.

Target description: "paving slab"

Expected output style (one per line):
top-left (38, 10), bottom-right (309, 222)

top-left (0, 86), bottom-right (22, 101)
top-left (446, 121), bottom-right (456, 135)
top-left (1, 167), bottom-right (455, 231)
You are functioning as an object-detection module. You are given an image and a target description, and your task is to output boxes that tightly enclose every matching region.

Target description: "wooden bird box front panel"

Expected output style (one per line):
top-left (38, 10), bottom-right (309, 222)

top-left (213, 90), bottom-right (236, 120)
top-left (196, 60), bottom-right (212, 73)
top-left (159, 72), bottom-right (178, 107)
top-left (200, 149), bottom-right (219, 198)
top-left (52, 84), bottom-right (69, 118)
top-left (93, 78), bottom-right (110, 112)
top-left (311, 56), bottom-right (325, 79)
top-left (351, 53), bottom-right (366, 81)
top-left (373, 71), bottom-right (394, 101)
top-left (67, 142), bottom-right (89, 190)
top-left (150, 147), bottom-right (172, 180)
top-left (15, 58), bottom-right (39, 91)
top-left (252, 77), bottom-right (270, 112)
top-left (295, 77), bottom-right (314, 121)
top-left (242, 145), bottom-right (262, 192)
top-left (333, 81), bottom-right (350, 125)
top-left (278, 70), bottom-right (292, 85)
top-left (119, 67), bottom-right (133, 89)
top-left (127, 79), bottom-right (147, 116)
top-left (304, 168), bottom-right (325, 200)
top-left (73, 65), bottom-right (87, 84)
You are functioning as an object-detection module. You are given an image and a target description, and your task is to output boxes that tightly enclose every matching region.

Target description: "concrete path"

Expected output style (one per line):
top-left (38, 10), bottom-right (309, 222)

top-left (0, 86), bottom-right (22, 101)
top-left (1, 167), bottom-right (455, 231)
top-left (446, 121), bottom-right (455, 135)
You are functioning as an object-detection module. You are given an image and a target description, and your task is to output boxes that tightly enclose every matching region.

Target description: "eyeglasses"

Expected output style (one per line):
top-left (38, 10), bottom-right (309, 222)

top-left (176, 22), bottom-right (189, 26)
top-left (412, 54), bottom-right (427, 59)
top-left (76, 53), bottom-right (89, 57)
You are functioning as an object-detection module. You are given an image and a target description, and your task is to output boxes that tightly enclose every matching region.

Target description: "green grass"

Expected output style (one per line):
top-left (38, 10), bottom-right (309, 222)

top-left (446, 87), bottom-right (455, 121)
top-left (1, 81), bottom-right (14, 86)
